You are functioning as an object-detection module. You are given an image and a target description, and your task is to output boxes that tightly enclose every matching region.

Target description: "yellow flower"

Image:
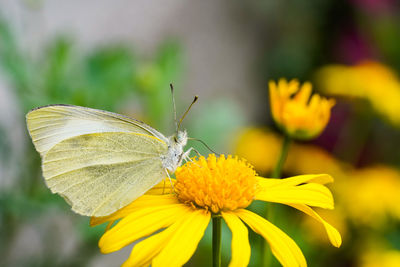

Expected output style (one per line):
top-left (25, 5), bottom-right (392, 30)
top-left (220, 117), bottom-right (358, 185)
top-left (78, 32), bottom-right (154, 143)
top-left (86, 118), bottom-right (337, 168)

top-left (335, 165), bottom-right (400, 227)
top-left (91, 154), bottom-right (341, 267)
top-left (315, 61), bottom-right (400, 126)
top-left (269, 79), bottom-right (335, 140)
top-left (285, 142), bottom-right (348, 176)
top-left (362, 250), bottom-right (400, 267)
top-left (235, 127), bottom-right (346, 176)
top-left (234, 127), bottom-right (281, 174)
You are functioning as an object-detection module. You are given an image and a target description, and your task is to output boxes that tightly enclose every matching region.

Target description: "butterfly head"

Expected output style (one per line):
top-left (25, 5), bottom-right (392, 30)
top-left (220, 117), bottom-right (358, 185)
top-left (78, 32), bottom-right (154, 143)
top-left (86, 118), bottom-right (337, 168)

top-left (175, 130), bottom-right (188, 146)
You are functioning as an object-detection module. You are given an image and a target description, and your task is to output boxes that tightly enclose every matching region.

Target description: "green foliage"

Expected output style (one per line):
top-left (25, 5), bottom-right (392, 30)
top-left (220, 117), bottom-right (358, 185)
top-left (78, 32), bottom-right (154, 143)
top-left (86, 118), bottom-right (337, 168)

top-left (0, 18), bottom-right (186, 266)
top-left (135, 41), bottom-right (183, 131)
top-left (187, 99), bottom-right (246, 155)
top-left (0, 19), bottom-right (183, 125)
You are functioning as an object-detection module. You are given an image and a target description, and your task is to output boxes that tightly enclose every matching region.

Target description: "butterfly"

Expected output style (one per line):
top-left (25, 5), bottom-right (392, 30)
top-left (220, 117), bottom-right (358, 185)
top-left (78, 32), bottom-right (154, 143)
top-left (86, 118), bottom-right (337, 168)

top-left (26, 91), bottom-right (197, 217)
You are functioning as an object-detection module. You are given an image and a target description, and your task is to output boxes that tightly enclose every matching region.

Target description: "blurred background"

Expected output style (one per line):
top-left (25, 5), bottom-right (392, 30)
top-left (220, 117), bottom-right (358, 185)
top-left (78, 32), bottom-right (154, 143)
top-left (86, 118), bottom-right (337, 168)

top-left (1, 0), bottom-right (400, 266)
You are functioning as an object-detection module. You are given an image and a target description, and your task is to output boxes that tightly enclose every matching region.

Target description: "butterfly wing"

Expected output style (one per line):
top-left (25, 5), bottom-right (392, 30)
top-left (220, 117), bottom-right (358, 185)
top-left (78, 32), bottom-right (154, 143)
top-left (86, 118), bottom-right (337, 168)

top-left (26, 104), bottom-right (168, 156)
top-left (26, 105), bottom-right (170, 216)
top-left (43, 131), bottom-right (168, 216)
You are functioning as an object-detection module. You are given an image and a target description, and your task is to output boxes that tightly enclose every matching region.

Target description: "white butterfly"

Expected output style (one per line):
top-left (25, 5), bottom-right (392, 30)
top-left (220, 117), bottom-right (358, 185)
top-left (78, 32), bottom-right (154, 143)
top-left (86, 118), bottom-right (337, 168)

top-left (26, 93), bottom-right (196, 217)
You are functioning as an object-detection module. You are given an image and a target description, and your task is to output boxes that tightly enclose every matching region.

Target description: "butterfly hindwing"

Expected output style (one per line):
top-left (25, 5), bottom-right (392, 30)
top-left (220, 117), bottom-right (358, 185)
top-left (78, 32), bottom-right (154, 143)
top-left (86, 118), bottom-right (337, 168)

top-left (43, 132), bottom-right (168, 216)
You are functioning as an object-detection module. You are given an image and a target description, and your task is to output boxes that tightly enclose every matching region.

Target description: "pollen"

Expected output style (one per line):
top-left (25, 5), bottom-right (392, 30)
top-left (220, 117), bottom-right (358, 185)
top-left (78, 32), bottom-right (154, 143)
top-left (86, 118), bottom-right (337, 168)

top-left (174, 154), bottom-right (258, 214)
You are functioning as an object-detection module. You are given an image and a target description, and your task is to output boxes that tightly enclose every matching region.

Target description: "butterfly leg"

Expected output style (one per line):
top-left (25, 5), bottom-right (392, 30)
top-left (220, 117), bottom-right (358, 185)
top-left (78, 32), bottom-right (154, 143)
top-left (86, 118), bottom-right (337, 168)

top-left (182, 148), bottom-right (205, 169)
top-left (191, 148), bottom-right (202, 157)
top-left (182, 147), bottom-right (202, 163)
top-left (162, 178), bottom-right (166, 194)
top-left (164, 169), bottom-right (175, 193)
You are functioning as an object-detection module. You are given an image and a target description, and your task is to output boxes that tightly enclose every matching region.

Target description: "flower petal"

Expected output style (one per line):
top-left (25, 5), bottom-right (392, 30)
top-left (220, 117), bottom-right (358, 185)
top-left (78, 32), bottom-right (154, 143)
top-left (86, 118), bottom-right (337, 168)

top-left (221, 212), bottom-right (251, 267)
top-left (256, 183), bottom-right (334, 209)
top-left (152, 209), bottom-right (211, 267)
top-left (295, 82), bottom-right (312, 105)
top-left (99, 203), bottom-right (190, 253)
top-left (121, 213), bottom-right (190, 267)
top-left (288, 204), bottom-right (342, 247)
top-left (257, 174), bottom-right (333, 189)
top-left (236, 209), bottom-right (306, 267)
top-left (90, 194), bottom-right (178, 227)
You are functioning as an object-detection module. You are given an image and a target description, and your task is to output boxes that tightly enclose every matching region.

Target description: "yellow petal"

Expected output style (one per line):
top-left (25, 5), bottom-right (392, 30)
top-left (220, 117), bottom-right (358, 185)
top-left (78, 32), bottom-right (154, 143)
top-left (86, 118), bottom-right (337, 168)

top-left (121, 212), bottom-right (191, 267)
top-left (288, 204), bottom-right (342, 247)
top-left (278, 79), bottom-right (288, 95)
top-left (257, 174), bottom-right (333, 190)
top-left (255, 183), bottom-right (334, 209)
top-left (221, 212), bottom-right (251, 267)
top-left (269, 80), bottom-right (278, 95)
top-left (269, 81), bottom-right (281, 121)
top-left (287, 79), bottom-right (300, 95)
top-left (99, 203), bottom-right (190, 253)
top-left (90, 194), bottom-right (178, 226)
top-left (309, 94), bottom-right (321, 112)
top-left (295, 82), bottom-right (312, 105)
top-left (236, 209), bottom-right (306, 267)
top-left (152, 209), bottom-right (211, 267)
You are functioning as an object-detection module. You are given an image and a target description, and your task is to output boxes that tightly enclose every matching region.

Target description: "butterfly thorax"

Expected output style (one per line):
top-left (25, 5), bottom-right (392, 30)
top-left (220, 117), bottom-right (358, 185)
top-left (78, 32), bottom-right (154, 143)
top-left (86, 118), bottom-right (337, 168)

top-left (162, 130), bottom-right (188, 172)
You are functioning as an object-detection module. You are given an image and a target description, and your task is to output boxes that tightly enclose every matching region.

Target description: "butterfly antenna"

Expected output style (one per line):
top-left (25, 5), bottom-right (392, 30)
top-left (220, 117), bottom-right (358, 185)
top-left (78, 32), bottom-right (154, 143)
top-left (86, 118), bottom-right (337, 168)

top-left (170, 83), bottom-right (178, 132)
top-left (188, 137), bottom-right (220, 156)
top-left (178, 95), bottom-right (198, 131)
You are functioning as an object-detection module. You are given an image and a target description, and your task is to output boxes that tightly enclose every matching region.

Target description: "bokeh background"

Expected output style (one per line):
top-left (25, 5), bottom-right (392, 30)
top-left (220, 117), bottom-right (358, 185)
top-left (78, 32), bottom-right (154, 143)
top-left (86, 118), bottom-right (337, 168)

top-left (1, 0), bottom-right (400, 266)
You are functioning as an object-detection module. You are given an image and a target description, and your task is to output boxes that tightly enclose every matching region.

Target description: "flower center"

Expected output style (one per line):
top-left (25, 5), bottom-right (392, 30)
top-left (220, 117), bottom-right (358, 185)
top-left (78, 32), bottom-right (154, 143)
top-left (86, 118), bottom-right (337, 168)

top-left (174, 154), bottom-right (258, 213)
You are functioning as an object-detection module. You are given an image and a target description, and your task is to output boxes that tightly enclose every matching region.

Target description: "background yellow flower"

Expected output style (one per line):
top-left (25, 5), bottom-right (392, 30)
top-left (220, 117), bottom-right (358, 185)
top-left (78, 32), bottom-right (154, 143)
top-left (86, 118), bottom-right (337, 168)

top-left (315, 61), bottom-right (400, 127)
top-left (335, 166), bottom-right (400, 227)
top-left (234, 127), bottom-right (347, 176)
top-left (269, 79), bottom-right (335, 140)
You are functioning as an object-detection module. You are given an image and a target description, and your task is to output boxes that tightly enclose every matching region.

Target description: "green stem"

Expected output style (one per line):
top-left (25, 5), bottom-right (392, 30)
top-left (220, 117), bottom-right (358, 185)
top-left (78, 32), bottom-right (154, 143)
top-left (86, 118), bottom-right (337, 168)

top-left (261, 135), bottom-right (292, 266)
top-left (271, 135), bottom-right (291, 178)
top-left (212, 216), bottom-right (222, 267)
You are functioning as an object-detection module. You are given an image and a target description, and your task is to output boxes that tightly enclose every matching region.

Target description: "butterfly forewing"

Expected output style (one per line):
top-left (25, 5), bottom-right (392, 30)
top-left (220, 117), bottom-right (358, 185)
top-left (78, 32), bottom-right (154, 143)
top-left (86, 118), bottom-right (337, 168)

top-left (26, 105), bottom-right (167, 156)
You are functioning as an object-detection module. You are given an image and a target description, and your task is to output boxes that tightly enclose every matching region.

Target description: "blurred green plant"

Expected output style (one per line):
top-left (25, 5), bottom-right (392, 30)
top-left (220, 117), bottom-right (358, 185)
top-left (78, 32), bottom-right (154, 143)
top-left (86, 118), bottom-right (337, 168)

top-left (0, 17), bottom-right (185, 266)
top-left (0, 19), bottom-right (183, 120)
top-left (135, 43), bottom-right (183, 131)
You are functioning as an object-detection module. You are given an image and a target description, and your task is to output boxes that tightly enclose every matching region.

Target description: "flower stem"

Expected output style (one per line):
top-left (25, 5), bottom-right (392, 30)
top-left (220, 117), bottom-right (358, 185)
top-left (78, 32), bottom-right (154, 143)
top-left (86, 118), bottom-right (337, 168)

top-left (271, 134), bottom-right (291, 178)
top-left (261, 134), bottom-right (292, 266)
top-left (212, 216), bottom-right (222, 267)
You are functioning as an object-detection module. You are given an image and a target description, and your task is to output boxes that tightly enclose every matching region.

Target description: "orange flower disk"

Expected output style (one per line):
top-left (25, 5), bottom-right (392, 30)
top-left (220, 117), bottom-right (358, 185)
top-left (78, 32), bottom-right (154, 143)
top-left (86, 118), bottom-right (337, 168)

top-left (175, 154), bottom-right (258, 213)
